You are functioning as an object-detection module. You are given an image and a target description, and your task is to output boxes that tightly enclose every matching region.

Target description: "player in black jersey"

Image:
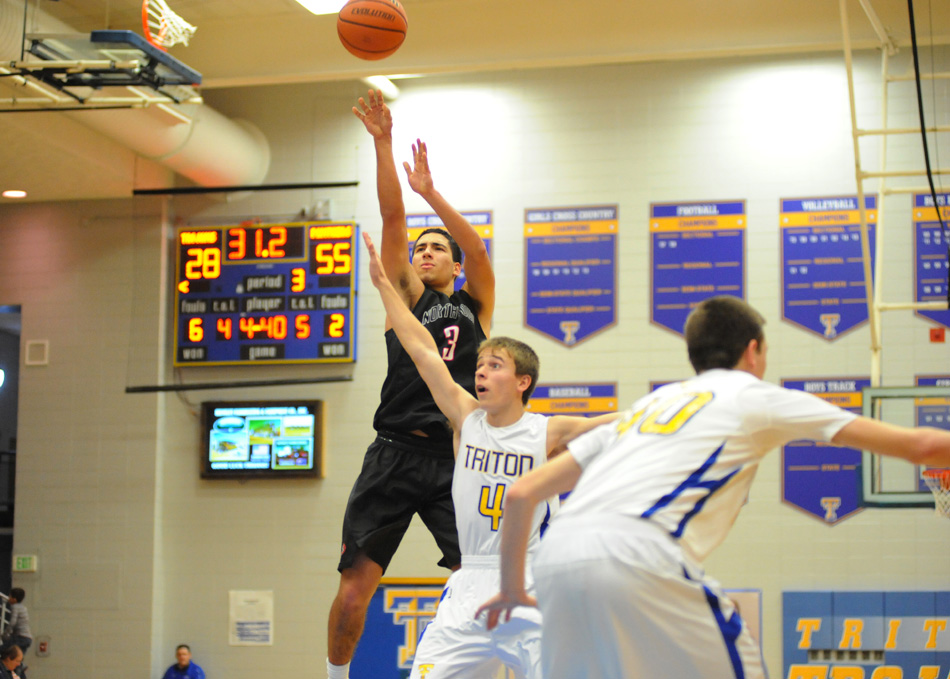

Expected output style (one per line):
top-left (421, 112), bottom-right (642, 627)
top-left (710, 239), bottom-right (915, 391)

top-left (326, 90), bottom-right (495, 679)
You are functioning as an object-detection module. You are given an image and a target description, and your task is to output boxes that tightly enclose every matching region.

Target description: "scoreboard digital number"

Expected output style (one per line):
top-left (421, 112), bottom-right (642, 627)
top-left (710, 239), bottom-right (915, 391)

top-left (174, 221), bottom-right (358, 366)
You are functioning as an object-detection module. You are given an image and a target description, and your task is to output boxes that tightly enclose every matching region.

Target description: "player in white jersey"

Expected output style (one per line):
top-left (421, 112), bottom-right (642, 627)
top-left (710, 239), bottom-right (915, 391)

top-left (478, 296), bottom-right (950, 679)
top-left (363, 233), bottom-right (617, 679)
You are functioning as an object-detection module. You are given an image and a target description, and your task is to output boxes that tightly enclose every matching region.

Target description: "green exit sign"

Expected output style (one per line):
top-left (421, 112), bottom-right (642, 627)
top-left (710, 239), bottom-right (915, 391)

top-left (12, 555), bottom-right (37, 572)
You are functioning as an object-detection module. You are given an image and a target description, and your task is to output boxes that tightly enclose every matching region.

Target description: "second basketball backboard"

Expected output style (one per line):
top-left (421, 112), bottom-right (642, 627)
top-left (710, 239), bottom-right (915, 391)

top-left (860, 385), bottom-right (950, 508)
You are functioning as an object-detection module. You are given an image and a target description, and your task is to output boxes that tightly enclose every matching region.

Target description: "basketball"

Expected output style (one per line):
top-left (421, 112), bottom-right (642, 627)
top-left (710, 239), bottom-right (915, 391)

top-left (337, 0), bottom-right (408, 61)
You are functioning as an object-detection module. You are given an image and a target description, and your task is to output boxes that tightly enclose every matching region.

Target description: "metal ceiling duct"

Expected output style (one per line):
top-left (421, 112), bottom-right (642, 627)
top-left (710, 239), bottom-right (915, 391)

top-left (0, 0), bottom-right (271, 188)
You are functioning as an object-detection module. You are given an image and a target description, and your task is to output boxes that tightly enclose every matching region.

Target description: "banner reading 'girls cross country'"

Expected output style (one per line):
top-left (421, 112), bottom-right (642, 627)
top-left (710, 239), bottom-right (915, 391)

top-left (912, 193), bottom-right (950, 329)
top-left (650, 200), bottom-right (746, 336)
top-left (780, 196), bottom-right (876, 340)
top-left (407, 211), bottom-right (493, 292)
top-left (524, 206), bottom-right (617, 347)
top-left (527, 383), bottom-right (618, 417)
top-left (781, 377), bottom-right (869, 525)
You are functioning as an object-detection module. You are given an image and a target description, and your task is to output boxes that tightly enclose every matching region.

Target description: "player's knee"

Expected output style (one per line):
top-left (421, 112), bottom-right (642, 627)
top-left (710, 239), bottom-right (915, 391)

top-left (336, 564), bottom-right (381, 612)
top-left (336, 579), bottom-right (373, 613)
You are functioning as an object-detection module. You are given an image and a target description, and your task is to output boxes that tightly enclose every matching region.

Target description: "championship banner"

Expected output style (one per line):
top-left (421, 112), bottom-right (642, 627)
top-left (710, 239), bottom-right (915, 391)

top-left (781, 377), bottom-right (869, 524)
top-left (650, 200), bottom-right (746, 336)
top-left (524, 206), bottom-right (618, 347)
top-left (780, 196), bottom-right (877, 340)
top-left (912, 193), bottom-right (950, 329)
top-left (407, 211), bottom-right (493, 291)
top-left (527, 383), bottom-right (618, 416)
top-left (783, 590), bottom-right (950, 679)
top-left (916, 375), bottom-right (950, 492)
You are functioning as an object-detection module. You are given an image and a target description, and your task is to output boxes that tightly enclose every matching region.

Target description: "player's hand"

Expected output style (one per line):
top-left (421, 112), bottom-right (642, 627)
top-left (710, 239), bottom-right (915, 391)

top-left (475, 590), bottom-right (538, 630)
top-left (403, 139), bottom-right (434, 196)
top-left (352, 89), bottom-right (392, 139)
top-left (363, 232), bottom-right (389, 289)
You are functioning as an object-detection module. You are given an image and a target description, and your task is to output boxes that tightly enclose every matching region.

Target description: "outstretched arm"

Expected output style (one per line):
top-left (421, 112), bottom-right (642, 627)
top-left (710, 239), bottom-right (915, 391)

top-left (364, 232), bottom-right (477, 431)
top-left (545, 412), bottom-right (620, 459)
top-left (404, 140), bottom-right (495, 329)
top-left (353, 90), bottom-right (421, 308)
top-left (832, 417), bottom-right (950, 467)
top-left (475, 451), bottom-right (583, 629)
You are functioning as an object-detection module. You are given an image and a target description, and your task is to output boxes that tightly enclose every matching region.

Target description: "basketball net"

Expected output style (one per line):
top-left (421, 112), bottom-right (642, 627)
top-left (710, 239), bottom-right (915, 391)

top-left (922, 469), bottom-right (950, 518)
top-left (142, 0), bottom-right (197, 50)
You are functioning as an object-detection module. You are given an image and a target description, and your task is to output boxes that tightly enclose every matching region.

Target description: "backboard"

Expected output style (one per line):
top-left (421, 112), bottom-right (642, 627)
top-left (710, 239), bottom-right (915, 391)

top-left (860, 385), bottom-right (950, 508)
top-left (0, 29), bottom-right (201, 111)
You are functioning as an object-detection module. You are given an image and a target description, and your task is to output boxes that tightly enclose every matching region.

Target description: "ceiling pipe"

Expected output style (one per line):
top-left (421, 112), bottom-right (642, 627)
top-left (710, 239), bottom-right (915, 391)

top-left (0, 0), bottom-right (271, 188)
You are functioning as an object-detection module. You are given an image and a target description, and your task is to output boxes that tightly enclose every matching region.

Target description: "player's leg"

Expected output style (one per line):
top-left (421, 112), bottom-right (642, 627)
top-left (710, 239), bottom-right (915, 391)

top-left (492, 610), bottom-right (543, 679)
top-left (409, 570), bottom-right (499, 679)
top-left (328, 439), bottom-right (417, 676)
top-left (328, 551), bottom-right (384, 665)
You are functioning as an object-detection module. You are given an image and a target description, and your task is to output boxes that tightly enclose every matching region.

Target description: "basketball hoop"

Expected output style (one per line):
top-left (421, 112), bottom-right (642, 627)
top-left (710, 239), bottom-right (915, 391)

top-left (922, 469), bottom-right (950, 518)
top-left (142, 0), bottom-right (197, 50)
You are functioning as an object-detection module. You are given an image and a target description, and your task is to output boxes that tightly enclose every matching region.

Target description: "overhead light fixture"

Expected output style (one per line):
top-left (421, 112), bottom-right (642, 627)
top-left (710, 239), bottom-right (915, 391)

top-left (294, 0), bottom-right (347, 15)
top-left (2, 190), bottom-right (26, 199)
top-left (362, 75), bottom-right (399, 100)
top-left (0, 369), bottom-right (4, 389)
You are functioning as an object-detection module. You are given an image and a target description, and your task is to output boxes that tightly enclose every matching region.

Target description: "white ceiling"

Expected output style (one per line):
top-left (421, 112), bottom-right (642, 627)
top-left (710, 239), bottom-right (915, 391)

top-left (1, 0), bottom-right (948, 202)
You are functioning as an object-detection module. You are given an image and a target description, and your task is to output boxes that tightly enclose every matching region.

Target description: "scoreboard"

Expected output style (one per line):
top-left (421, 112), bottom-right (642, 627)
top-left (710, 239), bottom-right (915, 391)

top-left (174, 221), bottom-right (358, 366)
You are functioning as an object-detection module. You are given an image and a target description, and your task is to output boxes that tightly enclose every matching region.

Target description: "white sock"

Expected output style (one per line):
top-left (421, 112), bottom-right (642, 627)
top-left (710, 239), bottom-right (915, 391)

top-left (327, 658), bottom-right (349, 679)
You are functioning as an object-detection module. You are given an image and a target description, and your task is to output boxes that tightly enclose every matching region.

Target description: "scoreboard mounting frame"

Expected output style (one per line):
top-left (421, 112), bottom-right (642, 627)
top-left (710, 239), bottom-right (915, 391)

top-left (173, 221), bottom-right (358, 367)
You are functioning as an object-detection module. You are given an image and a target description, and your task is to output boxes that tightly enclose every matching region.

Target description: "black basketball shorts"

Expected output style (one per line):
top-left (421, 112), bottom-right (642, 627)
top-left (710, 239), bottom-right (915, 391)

top-left (338, 435), bottom-right (461, 573)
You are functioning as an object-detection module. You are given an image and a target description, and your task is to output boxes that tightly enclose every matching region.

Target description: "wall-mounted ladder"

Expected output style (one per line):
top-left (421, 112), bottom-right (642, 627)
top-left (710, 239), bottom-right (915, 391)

top-left (838, 0), bottom-right (950, 386)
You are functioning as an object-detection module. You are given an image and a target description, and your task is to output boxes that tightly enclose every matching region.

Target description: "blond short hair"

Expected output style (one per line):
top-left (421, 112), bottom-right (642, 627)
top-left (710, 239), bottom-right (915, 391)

top-left (478, 337), bottom-right (540, 405)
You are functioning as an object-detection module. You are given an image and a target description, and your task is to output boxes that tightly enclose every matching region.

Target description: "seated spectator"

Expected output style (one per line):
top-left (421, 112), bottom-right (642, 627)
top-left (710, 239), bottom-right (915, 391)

top-left (162, 645), bottom-right (205, 679)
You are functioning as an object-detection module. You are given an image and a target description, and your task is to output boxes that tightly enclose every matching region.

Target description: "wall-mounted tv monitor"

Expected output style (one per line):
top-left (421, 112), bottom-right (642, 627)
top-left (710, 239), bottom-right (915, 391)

top-left (200, 400), bottom-right (325, 479)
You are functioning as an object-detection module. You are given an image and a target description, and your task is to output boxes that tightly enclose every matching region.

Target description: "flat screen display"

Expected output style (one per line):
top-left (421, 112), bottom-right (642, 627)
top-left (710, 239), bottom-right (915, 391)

top-left (200, 400), bottom-right (324, 479)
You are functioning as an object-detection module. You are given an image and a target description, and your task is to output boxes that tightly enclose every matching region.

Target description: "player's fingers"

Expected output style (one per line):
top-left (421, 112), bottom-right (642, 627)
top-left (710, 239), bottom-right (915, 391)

top-left (402, 161), bottom-right (412, 177)
top-left (362, 233), bottom-right (376, 261)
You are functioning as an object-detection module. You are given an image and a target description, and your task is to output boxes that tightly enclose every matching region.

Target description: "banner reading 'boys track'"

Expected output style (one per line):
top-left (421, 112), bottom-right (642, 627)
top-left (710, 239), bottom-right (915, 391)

top-left (407, 211), bottom-right (493, 292)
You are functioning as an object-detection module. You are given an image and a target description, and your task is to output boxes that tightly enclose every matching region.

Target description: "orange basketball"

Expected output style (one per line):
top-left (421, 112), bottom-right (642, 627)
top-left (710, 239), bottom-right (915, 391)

top-left (337, 0), bottom-right (408, 61)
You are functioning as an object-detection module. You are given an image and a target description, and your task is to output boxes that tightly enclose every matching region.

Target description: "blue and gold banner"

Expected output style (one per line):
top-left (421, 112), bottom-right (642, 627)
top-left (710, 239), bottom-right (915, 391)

top-left (527, 383), bottom-right (618, 416)
top-left (524, 206), bottom-right (618, 347)
top-left (783, 591), bottom-right (950, 679)
top-left (912, 194), bottom-right (950, 329)
top-left (781, 377), bottom-right (869, 524)
top-left (650, 200), bottom-right (745, 336)
top-left (780, 196), bottom-right (877, 340)
top-left (351, 578), bottom-right (445, 679)
top-left (407, 211), bottom-right (493, 291)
